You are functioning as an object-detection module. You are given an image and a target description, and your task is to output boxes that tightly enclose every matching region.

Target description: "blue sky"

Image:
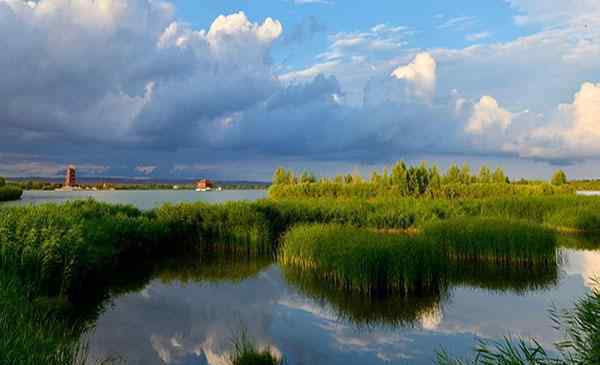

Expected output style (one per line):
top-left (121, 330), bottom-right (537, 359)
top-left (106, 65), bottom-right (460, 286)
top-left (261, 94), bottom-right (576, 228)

top-left (0, 0), bottom-right (599, 180)
top-left (171, 0), bottom-right (535, 67)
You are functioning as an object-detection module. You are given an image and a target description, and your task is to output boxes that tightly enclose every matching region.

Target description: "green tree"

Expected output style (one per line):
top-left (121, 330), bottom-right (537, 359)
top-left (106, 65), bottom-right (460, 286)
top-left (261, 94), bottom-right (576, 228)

top-left (478, 166), bottom-right (493, 183)
top-left (370, 171), bottom-right (382, 185)
top-left (391, 161), bottom-right (408, 193)
top-left (551, 169), bottom-right (568, 186)
top-left (493, 168), bottom-right (508, 184)
top-left (428, 165), bottom-right (442, 191)
top-left (445, 164), bottom-right (461, 184)
top-left (458, 164), bottom-right (472, 184)
top-left (0, 177), bottom-right (5, 187)
top-left (272, 167), bottom-right (291, 185)
top-left (300, 171), bottom-right (316, 184)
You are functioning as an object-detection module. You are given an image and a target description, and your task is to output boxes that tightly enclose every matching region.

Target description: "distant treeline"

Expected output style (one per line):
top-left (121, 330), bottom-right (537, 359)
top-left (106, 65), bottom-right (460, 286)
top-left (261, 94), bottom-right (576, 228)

top-left (269, 163), bottom-right (573, 199)
top-left (10, 180), bottom-right (270, 191)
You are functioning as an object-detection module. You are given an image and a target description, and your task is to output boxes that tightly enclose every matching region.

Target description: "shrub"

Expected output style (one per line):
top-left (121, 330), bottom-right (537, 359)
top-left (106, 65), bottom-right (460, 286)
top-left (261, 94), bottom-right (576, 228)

top-left (0, 185), bottom-right (23, 202)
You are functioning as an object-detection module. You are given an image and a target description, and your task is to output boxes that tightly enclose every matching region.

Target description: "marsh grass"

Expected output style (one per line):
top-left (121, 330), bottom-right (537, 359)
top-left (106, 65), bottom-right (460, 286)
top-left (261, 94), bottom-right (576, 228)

top-left (0, 272), bottom-right (89, 365)
top-left (280, 224), bottom-right (448, 296)
top-left (0, 185), bottom-right (22, 202)
top-left (424, 217), bottom-right (557, 265)
top-left (229, 329), bottom-right (282, 365)
top-left (280, 219), bottom-right (559, 297)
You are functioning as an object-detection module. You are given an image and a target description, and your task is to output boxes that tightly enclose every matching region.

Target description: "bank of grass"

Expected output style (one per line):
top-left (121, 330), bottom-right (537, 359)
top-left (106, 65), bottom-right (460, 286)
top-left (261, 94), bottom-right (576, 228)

top-left (279, 219), bottom-right (558, 296)
top-left (280, 224), bottom-right (448, 295)
top-left (0, 272), bottom-right (88, 365)
top-left (260, 195), bottom-right (600, 233)
top-left (424, 217), bottom-right (557, 265)
top-left (0, 185), bottom-right (23, 202)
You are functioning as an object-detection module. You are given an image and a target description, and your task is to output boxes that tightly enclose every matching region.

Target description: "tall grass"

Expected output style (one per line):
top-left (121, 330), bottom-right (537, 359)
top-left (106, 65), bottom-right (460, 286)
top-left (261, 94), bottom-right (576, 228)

top-left (280, 219), bottom-right (558, 297)
top-left (258, 195), bottom-right (600, 234)
top-left (424, 217), bottom-right (557, 265)
top-left (228, 329), bottom-right (282, 365)
top-left (0, 185), bottom-right (23, 202)
top-left (280, 224), bottom-right (448, 296)
top-left (0, 271), bottom-right (89, 365)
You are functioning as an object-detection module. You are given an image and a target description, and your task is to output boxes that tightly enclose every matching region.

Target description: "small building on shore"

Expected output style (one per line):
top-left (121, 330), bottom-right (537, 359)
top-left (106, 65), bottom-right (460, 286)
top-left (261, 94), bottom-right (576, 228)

top-left (65, 165), bottom-right (77, 187)
top-left (196, 179), bottom-right (214, 191)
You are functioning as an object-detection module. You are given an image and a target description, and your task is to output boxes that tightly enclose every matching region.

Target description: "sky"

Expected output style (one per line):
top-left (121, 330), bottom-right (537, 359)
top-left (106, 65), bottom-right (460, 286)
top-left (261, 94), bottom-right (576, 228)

top-left (1, 0), bottom-right (600, 180)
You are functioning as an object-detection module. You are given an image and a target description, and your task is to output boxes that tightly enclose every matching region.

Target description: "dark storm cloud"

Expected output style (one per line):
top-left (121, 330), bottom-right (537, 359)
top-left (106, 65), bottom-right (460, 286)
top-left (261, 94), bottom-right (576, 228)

top-left (1, 0), bottom-right (593, 178)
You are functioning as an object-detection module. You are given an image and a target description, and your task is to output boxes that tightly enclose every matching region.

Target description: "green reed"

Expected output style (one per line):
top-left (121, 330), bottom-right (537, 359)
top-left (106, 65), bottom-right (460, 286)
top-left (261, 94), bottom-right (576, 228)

top-left (424, 217), bottom-right (557, 265)
top-left (280, 224), bottom-right (448, 296)
top-left (0, 271), bottom-right (89, 365)
top-left (0, 185), bottom-right (23, 202)
top-left (229, 329), bottom-right (282, 365)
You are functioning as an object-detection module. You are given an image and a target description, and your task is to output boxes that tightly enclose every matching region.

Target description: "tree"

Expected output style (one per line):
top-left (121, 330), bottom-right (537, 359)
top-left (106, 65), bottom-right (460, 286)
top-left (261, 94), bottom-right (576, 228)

top-left (458, 164), bottom-right (472, 184)
top-left (429, 165), bottom-right (442, 191)
top-left (493, 168), bottom-right (508, 184)
top-left (370, 171), bottom-right (382, 185)
top-left (300, 171), bottom-right (316, 184)
top-left (551, 170), bottom-right (568, 186)
top-left (478, 166), bottom-right (493, 183)
top-left (445, 164), bottom-right (461, 184)
top-left (0, 177), bottom-right (5, 187)
top-left (272, 167), bottom-right (292, 185)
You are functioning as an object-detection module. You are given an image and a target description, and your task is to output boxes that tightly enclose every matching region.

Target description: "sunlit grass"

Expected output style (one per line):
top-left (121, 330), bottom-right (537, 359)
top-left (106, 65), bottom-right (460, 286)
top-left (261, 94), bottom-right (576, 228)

top-left (280, 224), bottom-right (448, 296)
top-left (424, 217), bottom-right (557, 265)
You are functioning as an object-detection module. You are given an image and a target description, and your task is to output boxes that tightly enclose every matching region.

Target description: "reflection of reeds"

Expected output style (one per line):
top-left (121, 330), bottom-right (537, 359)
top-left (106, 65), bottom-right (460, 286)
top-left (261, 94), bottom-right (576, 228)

top-left (424, 218), bottom-right (557, 265)
top-left (447, 260), bottom-right (560, 294)
top-left (282, 265), bottom-right (447, 328)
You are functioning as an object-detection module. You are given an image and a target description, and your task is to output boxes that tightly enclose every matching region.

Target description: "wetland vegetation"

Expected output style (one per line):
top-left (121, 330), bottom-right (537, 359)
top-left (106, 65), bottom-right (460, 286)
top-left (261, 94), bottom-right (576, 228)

top-left (3, 162), bottom-right (600, 364)
top-left (0, 177), bottom-right (23, 202)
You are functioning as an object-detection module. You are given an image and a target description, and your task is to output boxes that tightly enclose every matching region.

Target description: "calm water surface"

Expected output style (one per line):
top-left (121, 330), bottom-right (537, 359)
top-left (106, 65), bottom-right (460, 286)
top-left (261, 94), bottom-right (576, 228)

top-left (5, 191), bottom-right (599, 364)
top-left (2, 189), bottom-right (266, 209)
top-left (83, 246), bottom-right (600, 365)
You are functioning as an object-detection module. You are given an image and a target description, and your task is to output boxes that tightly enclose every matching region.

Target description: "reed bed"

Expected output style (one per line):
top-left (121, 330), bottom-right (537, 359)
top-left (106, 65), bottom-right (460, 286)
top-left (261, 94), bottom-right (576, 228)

top-left (0, 185), bottom-right (23, 202)
top-left (280, 224), bottom-right (448, 296)
top-left (0, 272), bottom-right (89, 365)
top-left (259, 195), bottom-right (600, 234)
top-left (424, 217), bottom-right (557, 265)
top-left (280, 218), bottom-right (559, 297)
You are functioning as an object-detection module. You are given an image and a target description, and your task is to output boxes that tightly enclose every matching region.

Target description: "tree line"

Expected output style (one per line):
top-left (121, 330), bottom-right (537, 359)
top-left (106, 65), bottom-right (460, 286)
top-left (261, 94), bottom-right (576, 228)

top-left (270, 163), bottom-right (571, 199)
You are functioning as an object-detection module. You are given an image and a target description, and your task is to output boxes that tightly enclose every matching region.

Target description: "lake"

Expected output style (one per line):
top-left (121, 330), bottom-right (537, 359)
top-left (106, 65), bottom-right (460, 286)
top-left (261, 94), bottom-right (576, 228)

top-left (1, 189), bottom-right (266, 210)
top-left (83, 245), bottom-right (599, 365)
top-left (4, 190), bottom-right (599, 364)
